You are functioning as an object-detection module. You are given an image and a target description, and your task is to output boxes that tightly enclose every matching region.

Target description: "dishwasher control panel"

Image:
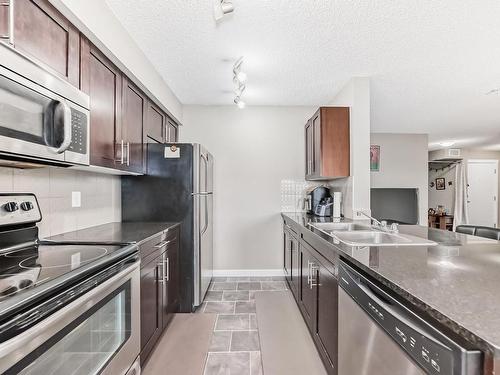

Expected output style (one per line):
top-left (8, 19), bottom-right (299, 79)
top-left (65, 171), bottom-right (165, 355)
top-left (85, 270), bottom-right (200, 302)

top-left (339, 261), bottom-right (482, 375)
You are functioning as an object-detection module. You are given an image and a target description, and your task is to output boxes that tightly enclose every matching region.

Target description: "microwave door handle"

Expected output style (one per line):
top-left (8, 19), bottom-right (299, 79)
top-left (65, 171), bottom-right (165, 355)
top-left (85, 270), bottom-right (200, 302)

top-left (52, 101), bottom-right (72, 154)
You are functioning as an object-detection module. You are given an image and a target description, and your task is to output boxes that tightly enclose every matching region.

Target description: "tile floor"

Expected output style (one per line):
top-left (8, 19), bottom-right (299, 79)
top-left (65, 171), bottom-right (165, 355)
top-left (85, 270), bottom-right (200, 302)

top-left (200, 276), bottom-right (288, 375)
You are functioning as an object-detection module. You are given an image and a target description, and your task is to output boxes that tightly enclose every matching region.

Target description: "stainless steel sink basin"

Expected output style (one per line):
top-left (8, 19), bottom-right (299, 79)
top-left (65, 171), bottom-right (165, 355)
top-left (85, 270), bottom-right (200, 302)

top-left (308, 222), bottom-right (437, 247)
top-left (332, 230), bottom-right (437, 247)
top-left (308, 222), bottom-right (371, 232)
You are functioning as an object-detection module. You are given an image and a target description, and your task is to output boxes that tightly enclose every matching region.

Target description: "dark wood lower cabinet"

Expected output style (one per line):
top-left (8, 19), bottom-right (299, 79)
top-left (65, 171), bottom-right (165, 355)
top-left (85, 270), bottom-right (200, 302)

top-left (315, 258), bottom-right (338, 374)
top-left (284, 221), bottom-right (339, 375)
top-left (140, 227), bottom-right (180, 365)
top-left (140, 256), bottom-right (163, 366)
top-left (299, 243), bottom-right (316, 332)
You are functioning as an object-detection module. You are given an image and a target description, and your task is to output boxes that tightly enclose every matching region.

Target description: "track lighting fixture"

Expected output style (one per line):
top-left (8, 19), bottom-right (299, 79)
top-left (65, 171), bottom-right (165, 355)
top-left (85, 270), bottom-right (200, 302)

top-left (233, 57), bottom-right (247, 109)
top-left (214, 0), bottom-right (234, 21)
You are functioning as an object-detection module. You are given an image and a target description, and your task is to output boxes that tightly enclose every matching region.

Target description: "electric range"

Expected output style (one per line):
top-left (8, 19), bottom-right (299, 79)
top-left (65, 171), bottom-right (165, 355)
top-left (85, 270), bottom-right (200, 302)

top-left (0, 193), bottom-right (141, 375)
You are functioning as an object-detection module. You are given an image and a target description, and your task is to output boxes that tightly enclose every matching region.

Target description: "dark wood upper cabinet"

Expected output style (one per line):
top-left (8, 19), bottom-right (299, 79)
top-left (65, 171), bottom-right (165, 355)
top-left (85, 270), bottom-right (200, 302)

top-left (83, 44), bottom-right (121, 169)
top-left (145, 102), bottom-right (165, 144)
top-left (7, 0), bottom-right (79, 86)
top-left (12, 1), bottom-right (182, 173)
top-left (166, 118), bottom-right (179, 142)
top-left (305, 107), bottom-right (350, 180)
top-left (121, 78), bottom-right (145, 173)
top-left (305, 119), bottom-right (314, 176)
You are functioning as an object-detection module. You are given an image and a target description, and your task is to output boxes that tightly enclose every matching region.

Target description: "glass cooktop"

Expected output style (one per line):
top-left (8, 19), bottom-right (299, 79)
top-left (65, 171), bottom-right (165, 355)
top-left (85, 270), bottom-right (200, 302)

top-left (0, 244), bottom-right (123, 302)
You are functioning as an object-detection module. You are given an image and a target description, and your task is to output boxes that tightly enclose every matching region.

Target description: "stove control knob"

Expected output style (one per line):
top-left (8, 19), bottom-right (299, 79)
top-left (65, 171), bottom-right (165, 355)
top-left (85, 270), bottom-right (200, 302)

top-left (20, 201), bottom-right (34, 211)
top-left (4, 202), bottom-right (19, 212)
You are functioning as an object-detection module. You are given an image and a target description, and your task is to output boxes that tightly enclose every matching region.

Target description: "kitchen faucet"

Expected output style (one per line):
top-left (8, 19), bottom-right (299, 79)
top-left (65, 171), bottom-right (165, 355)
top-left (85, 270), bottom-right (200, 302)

top-left (356, 211), bottom-right (399, 233)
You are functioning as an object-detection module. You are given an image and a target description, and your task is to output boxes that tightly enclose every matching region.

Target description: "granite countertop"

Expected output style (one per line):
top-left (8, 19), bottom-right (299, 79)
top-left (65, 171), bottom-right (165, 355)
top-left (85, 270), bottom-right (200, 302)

top-left (282, 212), bottom-right (500, 361)
top-left (47, 221), bottom-right (180, 245)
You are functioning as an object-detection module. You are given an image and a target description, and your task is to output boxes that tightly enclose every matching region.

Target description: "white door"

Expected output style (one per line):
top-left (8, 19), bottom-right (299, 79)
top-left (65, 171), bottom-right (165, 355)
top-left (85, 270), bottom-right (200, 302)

top-left (467, 160), bottom-right (498, 227)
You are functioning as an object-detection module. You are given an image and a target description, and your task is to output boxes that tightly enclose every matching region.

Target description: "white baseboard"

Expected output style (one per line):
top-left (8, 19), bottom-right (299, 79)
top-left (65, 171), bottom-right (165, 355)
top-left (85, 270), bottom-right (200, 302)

top-left (212, 269), bottom-right (285, 277)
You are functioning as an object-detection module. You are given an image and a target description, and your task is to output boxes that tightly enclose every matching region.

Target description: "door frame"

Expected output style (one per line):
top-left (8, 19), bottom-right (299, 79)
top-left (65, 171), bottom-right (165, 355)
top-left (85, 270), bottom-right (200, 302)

top-left (467, 159), bottom-right (498, 227)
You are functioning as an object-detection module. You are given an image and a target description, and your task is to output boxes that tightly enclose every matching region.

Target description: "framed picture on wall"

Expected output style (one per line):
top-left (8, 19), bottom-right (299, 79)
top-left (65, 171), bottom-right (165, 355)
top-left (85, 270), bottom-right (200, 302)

top-left (370, 145), bottom-right (380, 171)
top-left (436, 177), bottom-right (446, 190)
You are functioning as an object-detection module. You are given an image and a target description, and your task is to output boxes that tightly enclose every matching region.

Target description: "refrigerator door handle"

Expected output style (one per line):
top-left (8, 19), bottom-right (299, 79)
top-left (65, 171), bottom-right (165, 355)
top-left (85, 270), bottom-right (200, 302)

top-left (201, 195), bottom-right (209, 235)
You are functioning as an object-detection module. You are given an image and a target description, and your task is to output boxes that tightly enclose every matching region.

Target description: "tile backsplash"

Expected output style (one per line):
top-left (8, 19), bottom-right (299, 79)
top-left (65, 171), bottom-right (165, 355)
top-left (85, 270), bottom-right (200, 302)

top-left (0, 167), bottom-right (121, 238)
top-left (280, 179), bottom-right (321, 212)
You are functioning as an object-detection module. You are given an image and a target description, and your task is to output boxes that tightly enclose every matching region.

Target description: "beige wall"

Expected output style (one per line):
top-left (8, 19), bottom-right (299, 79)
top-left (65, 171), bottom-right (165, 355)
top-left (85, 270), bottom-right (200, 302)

top-left (371, 133), bottom-right (429, 224)
top-left (182, 105), bottom-right (314, 272)
top-left (49, 0), bottom-right (183, 121)
top-left (329, 78), bottom-right (371, 219)
top-left (0, 167), bottom-right (121, 238)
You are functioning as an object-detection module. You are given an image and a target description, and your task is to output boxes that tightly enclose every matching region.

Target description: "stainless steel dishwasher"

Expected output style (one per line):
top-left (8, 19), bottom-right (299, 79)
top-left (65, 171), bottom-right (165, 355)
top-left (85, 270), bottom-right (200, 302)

top-left (338, 261), bottom-right (482, 375)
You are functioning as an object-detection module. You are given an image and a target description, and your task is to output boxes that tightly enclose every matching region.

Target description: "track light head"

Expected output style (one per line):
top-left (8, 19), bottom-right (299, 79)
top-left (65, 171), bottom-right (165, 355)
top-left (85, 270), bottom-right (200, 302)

top-left (214, 0), bottom-right (234, 21)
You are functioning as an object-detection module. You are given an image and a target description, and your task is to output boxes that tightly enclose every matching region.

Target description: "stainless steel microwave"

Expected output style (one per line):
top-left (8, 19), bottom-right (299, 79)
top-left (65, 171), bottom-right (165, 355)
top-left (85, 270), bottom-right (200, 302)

top-left (0, 43), bottom-right (89, 166)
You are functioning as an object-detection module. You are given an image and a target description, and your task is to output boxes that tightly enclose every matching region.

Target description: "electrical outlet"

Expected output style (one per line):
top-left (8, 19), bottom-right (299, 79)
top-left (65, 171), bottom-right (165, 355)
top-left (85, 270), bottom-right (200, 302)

top-left (71, 191), bottom-right (81, 208)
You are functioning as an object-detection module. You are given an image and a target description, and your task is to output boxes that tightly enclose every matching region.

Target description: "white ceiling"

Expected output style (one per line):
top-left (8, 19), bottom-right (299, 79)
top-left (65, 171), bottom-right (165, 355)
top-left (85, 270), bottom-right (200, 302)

top-left (105, 0), bottom-right (500, 149)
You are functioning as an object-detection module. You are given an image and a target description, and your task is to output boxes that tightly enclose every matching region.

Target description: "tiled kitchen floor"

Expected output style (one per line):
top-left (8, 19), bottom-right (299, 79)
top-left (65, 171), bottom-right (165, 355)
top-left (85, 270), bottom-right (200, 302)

top-left (200, 276), bottom-right (288, 375)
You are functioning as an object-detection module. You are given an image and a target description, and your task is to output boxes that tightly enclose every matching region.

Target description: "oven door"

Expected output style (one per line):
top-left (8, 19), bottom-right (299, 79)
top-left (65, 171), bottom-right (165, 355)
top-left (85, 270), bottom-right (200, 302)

top-left (0, 262), bottom-right (140, 375)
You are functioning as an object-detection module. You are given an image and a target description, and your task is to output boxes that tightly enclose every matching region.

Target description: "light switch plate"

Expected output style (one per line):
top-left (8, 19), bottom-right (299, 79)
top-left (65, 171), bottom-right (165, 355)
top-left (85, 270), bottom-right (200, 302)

top-left (71, 191), bottom-right (81, 208)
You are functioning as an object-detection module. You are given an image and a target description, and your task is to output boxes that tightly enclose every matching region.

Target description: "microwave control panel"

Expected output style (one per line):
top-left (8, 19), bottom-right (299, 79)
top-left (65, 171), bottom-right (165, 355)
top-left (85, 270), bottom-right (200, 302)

top-left (68, 108), bottom-right (88, 155)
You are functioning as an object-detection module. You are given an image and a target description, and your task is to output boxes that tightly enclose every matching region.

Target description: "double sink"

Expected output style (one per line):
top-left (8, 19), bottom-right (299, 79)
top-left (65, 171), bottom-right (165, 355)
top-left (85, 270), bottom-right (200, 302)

top-left (308, 222), bottom-right (437, 247)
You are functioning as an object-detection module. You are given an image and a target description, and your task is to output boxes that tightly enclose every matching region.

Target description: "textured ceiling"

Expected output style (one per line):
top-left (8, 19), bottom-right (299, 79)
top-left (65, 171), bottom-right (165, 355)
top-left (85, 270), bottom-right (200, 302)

top-left (105, 0), bottom-right (500, 148)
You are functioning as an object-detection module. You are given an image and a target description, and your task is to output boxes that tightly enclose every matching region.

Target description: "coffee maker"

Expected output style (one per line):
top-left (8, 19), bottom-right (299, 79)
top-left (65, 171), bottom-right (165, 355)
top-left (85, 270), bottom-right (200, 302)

top-left (305, 186), bottom-right (332, 216)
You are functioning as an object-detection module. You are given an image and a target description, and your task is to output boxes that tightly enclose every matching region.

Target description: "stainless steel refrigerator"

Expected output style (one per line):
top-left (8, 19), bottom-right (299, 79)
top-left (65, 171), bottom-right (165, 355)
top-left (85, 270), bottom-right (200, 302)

top-left (121, 143), bottom-right (213, 311)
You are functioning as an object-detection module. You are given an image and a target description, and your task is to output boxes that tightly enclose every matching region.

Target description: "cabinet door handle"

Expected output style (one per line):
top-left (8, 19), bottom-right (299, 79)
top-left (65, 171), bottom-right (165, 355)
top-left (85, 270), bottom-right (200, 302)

top-left (119, 140), bottom-right (124, 164)
top-left (307, 261), bottom-right (313, 286)
top-left (0, 0), bottom-right (14, 44)
top-left (126, 142), bottom-right (130, 166)
top-left (310, 264), bottom-right (321, 289)
top-left (166, 257), bottom-right (170, 282)
top-left (157, 261), bottom-right (165, 284)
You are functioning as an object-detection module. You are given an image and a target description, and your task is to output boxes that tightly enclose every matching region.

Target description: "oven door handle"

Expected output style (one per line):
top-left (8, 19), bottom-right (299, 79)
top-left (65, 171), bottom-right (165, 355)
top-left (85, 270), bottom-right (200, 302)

top-left (0, 261), bottom-right (140, 374)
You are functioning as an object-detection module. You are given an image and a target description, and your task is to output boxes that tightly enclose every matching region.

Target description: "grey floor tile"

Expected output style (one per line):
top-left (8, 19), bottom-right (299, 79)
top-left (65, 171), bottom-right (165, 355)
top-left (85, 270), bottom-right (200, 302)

top-left (212, 277), bottom-right (227, 282)
top-left (208, 331), bottom-right (232, 352)
top-left (261, 281), bottom-right (287, 291)
top-left (237, 282), bottom-right (261, 291)
top-left (204, 302), bottom-right (235, 313)
top-left (215, 314), bottom-right (250, 331)
top-left (204, 291), bottom-right (223, 302)
top-left (250, 351), bottom-right (263, 375)
top-left (249, 291), bottom-right (258, 300)
top-left (235, 301), bottom-right (256, 313)
top-left (211, 282), bottom-right (238, 291)
top-left (271, 276), bottom-right (286, 281)
top-left (231, 331), bottom-right (260, 351)
top-left (223, 291), bottom-right (250, 301)
top-left (248, 276), bottom-right (273, 281)
top-left (204, 352), bottom-right (250, 375)
top-left (227, 276), bottom-right (250, 282)
top-left (250, 314), bottom-right (258, 330)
